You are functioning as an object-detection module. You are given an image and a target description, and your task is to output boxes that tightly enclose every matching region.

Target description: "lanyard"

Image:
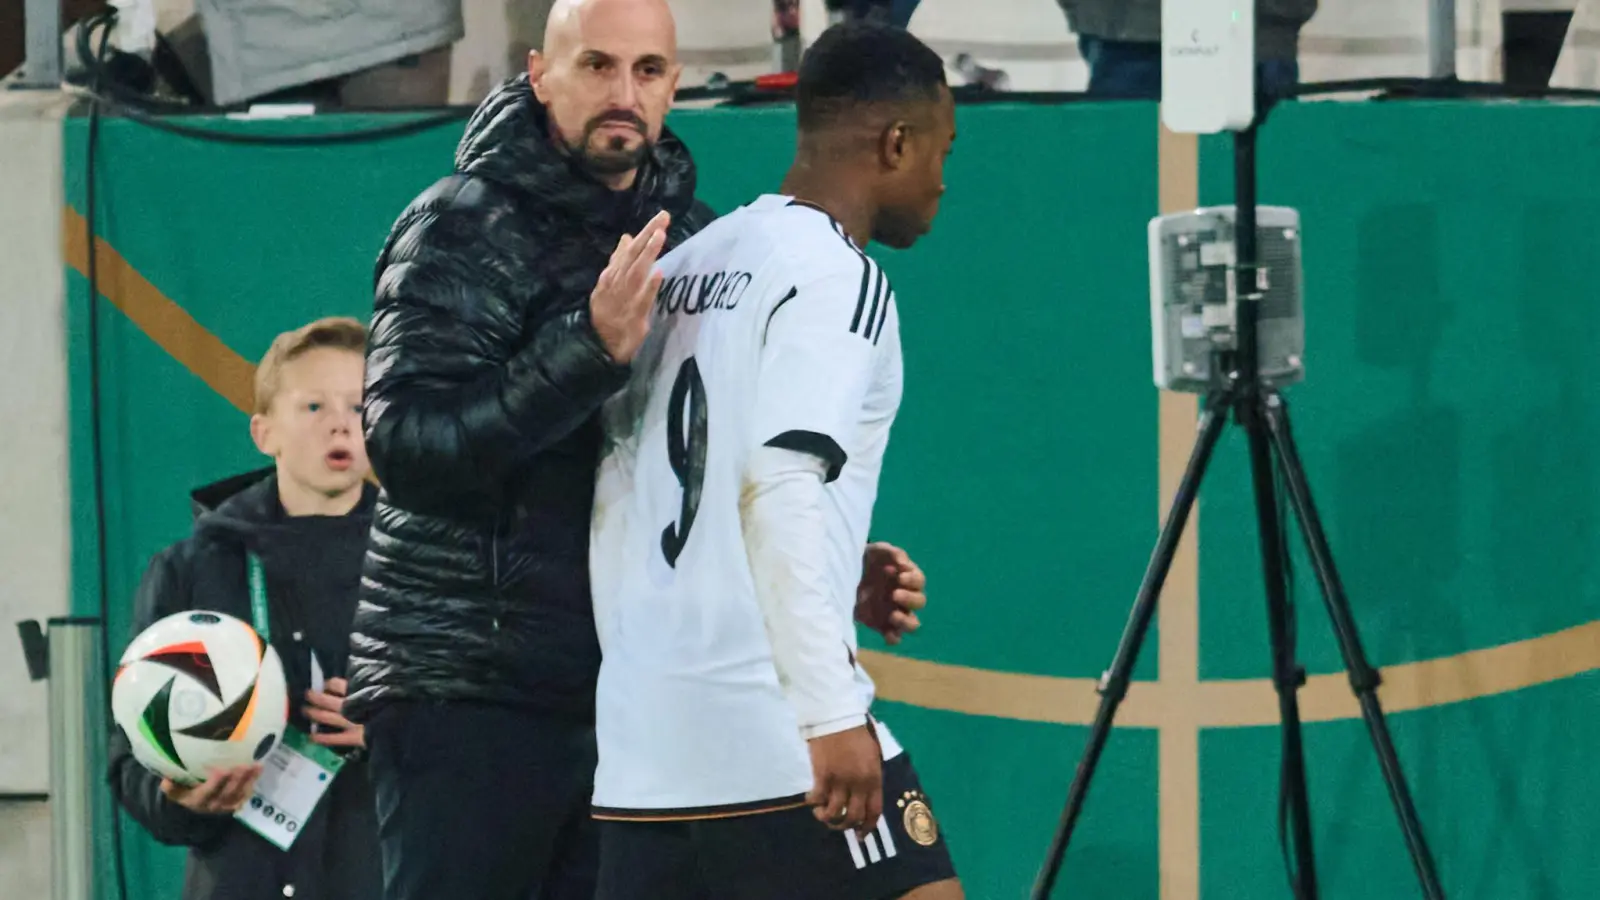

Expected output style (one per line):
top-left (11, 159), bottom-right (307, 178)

top-left (246, 552), bottom-right (271, 641)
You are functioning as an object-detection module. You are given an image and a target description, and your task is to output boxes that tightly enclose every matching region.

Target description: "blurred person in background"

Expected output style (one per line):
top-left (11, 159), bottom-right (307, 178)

top-left (107, 318), bottom-right (379, 900)
top-left (0, 0), bottom-right (463, 108)
top-left (182, 0), bottom-right (464, 108)
top-left (345, 1), bottom-right (930, 899)
top-left (824, 0), bottom-right (920, 29)
top-left (1058, 0), bottom-right (1318, 99)
top-left (1, 0), bottom-right (108, 79)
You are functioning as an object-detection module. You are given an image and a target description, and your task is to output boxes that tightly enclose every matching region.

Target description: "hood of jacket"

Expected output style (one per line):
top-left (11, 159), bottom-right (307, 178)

top-left (453, 73), bottom-right (700, 236)
top-left (188, 467), bottom-right (377, 559)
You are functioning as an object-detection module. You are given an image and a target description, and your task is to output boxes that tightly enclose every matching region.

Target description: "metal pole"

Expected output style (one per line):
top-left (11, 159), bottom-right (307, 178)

top-left (47, 617), bottom-right (102, 900)
top-left (15, 0), bottom-right (64, 89)
top-left (1429, 0), bottom-right (1458, 79)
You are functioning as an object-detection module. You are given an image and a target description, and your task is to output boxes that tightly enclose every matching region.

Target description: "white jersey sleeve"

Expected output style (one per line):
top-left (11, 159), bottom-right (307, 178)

top-left (737, 262), bottom-right (889, 739)
top-left (740, 444), bottom-right (869, 740)
top-left (748, 262), bottom-right (891, 482)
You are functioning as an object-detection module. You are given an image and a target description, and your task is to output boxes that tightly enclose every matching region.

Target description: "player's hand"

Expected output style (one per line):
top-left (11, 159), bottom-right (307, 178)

top-left (161, 764), bottom-right (262, 814)
top-left (806, 724), bottom-right (883, 837)
top-left (855, 542), bottom-right (926, 646)
top-left (591, 209), bottom-right (672, 364)
top-left (304, 677), bottom-right (365, 748)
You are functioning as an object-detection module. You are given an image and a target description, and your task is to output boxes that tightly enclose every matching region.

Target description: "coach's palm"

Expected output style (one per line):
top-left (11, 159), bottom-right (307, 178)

top-left (591, 210), bottom-right (671, 363)
top-left (806, 724), bottom-right (883, 837)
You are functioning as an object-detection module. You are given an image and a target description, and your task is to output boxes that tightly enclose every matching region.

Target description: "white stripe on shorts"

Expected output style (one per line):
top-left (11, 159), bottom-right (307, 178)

top-left (844, 816), bottom-right (897, 870)
top-left (845, 830), bottom-right (867, 869)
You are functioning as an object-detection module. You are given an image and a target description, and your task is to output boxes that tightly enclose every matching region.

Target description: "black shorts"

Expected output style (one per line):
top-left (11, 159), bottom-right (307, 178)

top-left (595, 753), bottom-right (957, 900)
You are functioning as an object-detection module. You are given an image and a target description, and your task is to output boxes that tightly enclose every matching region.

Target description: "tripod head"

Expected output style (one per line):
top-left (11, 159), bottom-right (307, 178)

top-left (1147, 203), bottom-right (1305, 395)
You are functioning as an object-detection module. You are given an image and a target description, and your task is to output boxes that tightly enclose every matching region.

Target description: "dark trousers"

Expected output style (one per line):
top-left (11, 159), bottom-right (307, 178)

top-left (1078, 36), bottom-right (1302, 100)
top-left (366, 701), bottom-right (599, 900)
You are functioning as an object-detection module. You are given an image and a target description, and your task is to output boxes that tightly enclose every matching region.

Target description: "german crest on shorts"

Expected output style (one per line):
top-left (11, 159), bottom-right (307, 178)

top-left (898, 791), bottom-right (938, 847)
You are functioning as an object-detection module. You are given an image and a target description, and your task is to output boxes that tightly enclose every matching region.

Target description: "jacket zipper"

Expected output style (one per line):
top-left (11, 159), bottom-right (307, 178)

top-left (490, 517), bottom-right (502, 632)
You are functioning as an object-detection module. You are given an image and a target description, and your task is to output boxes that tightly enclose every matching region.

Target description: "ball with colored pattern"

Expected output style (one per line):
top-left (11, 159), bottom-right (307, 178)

top-left (111, 610), bottom-right (288, 785)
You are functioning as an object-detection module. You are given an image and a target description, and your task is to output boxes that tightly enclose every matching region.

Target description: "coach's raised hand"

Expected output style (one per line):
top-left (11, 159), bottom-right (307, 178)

top-left (806, 723), bottom-right (884, 838)
top-left (591, 209), bottom-right (671, 363)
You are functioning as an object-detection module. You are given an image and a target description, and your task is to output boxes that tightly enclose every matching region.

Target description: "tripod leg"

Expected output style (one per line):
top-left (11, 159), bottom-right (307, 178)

top-left (1030, 392), bottom-right (1231, 900)
top-left (1240, 391), bottom-right (1320, 900)
top-left (1261, 394), bottom-right (1448, 900)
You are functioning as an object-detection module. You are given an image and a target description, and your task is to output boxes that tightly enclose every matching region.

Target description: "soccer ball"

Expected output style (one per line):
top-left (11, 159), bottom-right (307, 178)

top-left (111, 610), bottom-right (289, 785)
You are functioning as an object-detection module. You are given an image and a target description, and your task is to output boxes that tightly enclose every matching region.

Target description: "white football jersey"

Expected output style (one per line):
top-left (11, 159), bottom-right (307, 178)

top-left (590, 193), bottom-right (905, 815)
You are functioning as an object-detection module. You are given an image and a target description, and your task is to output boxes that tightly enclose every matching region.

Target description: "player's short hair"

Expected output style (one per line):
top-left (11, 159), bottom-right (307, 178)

top-left (253, 316), bottom-right (367, 414)
top-left (795, 21), bottom-right (948, 132)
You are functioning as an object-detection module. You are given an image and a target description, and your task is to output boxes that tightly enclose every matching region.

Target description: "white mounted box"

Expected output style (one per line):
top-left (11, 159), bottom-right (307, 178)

top-left (1161, 0), bottom-right (1256, 134)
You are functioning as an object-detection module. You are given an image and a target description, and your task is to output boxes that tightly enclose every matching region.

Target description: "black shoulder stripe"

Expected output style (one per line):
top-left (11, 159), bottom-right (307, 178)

top-left (763, 286), bottom-right (799, 345)
top-left (827, 218), bottom-right (857, 252)
top-left (787, 201), bottom-right (879, 338)
top-left (821, 221), bottom-right (887, 342)
top-left (871, 289), bottom-right (894, 345)
top-left (859, 267), bottom-right (886, 339)
top-left (848, 255), bottom-right (872, 334)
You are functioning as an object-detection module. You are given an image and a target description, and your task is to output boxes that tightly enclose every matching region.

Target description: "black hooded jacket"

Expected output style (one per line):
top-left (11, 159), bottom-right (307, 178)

top-left (344, 74), bottom-right (715, 724)
top-left (106, 469), bottom-right (381, 900)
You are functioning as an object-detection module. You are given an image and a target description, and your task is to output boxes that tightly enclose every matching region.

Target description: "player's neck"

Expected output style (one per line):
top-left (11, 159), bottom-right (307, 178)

top-left (780, 167), bottom-right (873, 249)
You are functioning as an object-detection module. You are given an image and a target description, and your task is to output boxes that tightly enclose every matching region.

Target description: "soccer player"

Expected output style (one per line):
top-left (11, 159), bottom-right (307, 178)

top-left (588, 21), bottom-right (963, 900)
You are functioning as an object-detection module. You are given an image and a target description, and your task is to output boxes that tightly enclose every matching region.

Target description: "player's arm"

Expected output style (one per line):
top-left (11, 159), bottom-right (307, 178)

top-left (739, 264), bottom-right (888, 834)
top-left (741, 446), bottom-right (867, 736)
top-left (107, 548), bottom-right (250, 847)
top-left (742, 446), bottom-right (883, 836)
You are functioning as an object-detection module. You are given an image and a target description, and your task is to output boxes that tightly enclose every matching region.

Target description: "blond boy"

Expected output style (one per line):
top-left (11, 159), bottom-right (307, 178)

top-left (107, 317), bottom-right (382, 900)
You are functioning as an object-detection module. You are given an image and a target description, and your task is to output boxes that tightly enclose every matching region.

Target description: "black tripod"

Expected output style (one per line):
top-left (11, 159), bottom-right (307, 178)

top-left (1030, 103), bottom-right (1447, 900)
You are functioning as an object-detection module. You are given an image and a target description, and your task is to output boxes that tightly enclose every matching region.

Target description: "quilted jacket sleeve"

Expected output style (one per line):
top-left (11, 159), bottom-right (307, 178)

top-left (107, 547), bottom-right (234, 849)
top-left (362, 176), bottom-right (631, 512)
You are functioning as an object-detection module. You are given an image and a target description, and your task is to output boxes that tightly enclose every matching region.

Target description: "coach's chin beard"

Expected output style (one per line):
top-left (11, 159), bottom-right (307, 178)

top-left (574, 122), bottom-right (651, 179)
top-left (578, 140), bottom-right (649, 178)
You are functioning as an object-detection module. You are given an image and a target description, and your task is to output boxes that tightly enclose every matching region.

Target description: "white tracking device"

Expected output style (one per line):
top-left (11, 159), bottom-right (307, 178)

top-left (1161, 0), bottom-right (1256, 134)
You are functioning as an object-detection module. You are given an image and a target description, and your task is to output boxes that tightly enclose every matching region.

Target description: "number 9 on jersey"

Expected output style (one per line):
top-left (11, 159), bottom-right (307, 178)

top-left (660, 357), bottom-right (708, 568)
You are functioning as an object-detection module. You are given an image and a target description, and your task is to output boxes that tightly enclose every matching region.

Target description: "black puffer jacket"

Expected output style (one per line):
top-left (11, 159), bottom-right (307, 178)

top-left (108, 469), bottom-right (381, 900)
top-left (346, 74), bottom-right (713, 724)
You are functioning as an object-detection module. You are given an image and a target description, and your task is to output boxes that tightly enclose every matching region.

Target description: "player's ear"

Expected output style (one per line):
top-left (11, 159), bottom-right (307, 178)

top-left (880, 121), bottom-right (910, 170)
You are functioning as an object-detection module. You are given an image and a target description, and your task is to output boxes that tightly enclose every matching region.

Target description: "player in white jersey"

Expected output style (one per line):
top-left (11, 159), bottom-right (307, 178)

top-left (588, 21), bottom-right (962, 900)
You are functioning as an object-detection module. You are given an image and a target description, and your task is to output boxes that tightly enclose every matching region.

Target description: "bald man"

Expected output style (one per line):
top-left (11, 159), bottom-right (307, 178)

top-left (346, 3), bottom-right (930, 899)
